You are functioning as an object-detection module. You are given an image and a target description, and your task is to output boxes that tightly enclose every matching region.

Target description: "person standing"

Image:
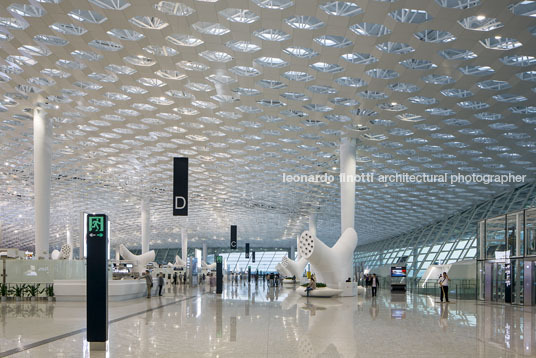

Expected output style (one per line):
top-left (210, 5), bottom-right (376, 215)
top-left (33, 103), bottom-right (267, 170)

top-left (158, 273), bottom-right (164, 296)
top-left (144, 270), bottom-right (153, 298)
top-left (371, 273), bottom-right (379, 297)
top-left (438, 272), bottom-right (449, 302)
top-left (173, 272), bottom-right (177, 285)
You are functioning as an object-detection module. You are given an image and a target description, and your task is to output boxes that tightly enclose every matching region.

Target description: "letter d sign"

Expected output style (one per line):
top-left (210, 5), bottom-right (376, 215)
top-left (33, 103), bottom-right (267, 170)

top-left (173, 158), bottom-right (188, 216)
top-left (175, 196), bottom-right (186, 210)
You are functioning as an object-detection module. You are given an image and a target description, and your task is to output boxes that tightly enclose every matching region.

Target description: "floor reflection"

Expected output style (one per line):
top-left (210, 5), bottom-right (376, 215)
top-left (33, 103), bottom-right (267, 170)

top-left (0, 283), bottom-right (534, 357)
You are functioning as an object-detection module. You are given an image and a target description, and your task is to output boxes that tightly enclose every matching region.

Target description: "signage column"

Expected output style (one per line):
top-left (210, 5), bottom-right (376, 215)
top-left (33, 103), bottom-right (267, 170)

top-left (216, 255), bottom-right (223, 294)
top-left (86, 214), bottom-right (108, 350)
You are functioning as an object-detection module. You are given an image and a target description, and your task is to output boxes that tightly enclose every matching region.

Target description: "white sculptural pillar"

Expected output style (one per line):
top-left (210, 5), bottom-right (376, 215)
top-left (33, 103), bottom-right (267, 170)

top-left (34, 107), bottom-right (52, 259)
top-left (66, 228), bottom-right (73, 260)
top-left (296, 235), bottom-right (301, 260)
top-left (340, 137), bottom-right (356, 233)
top-left (309, 214), bottom-right (317, 236)
top-left (79, 212), bottom-right (85, 259)
top-left (181, 227), bottom-right (188, 263)
top-left (141, 199), bottom-right (150, 254)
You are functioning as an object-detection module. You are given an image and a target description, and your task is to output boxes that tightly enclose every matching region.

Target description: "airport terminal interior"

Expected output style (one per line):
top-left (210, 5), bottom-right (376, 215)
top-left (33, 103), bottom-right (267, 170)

top-left (0, 0), bottom-right (536, 357)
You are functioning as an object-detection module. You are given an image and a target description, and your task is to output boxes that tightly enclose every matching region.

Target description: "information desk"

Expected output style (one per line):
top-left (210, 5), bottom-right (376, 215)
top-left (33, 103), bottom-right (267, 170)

top-left (54, 279), bottom-right (147, 301)
top-left (391, 283), bottom-right (406, 292)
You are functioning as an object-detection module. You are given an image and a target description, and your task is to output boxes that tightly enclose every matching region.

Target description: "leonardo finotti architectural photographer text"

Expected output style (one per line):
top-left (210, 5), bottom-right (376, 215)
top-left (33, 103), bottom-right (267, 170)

top-left (282, 172), bottom-right (527, 185)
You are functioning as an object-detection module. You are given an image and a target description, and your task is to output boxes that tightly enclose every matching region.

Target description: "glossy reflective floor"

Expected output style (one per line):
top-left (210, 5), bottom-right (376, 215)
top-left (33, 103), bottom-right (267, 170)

top-left (0, 281), bottom-right (535, 357)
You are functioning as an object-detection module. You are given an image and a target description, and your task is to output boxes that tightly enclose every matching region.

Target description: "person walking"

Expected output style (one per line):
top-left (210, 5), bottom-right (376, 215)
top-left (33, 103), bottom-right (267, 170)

top-left (157, 273), bottom-right (165, 296)
top-left (144, 270), bottom-right (153, 298)
top-left (173, 272), bottom-right (177, 285)
top-left (438, 272), bottom-right (450, 302)
top-left (371, 273), bottom-right (379, 297)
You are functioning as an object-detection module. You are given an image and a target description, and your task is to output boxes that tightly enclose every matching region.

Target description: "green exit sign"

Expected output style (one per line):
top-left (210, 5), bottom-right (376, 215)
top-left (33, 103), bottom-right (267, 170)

top-left (216, 255), bottom-right (222, 264)
top-left (88, 215), bottom-right (106, 238)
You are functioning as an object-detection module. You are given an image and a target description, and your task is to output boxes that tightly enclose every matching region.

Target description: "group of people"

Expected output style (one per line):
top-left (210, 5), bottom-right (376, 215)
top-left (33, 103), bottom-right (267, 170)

top-left (229, 272), bottom-right (283, 287)
top-left (364, 273), bottom-right (380, 297)
top-left (143, 270), bottom-right (189, 298)
top-left (143, 270), bottom-right (164, 298)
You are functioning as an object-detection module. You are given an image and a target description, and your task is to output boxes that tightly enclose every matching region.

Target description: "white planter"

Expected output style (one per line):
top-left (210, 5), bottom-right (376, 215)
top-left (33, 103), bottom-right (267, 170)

top-left (30, 297), bottom-right (37, 302)
top-left (1, 296), bottom-right (6, 302)
top-left (15, 297), bottom-right (21, 302)
top-left (296, 286), bottom-right (343, 297)
top-left (47, 296), bottom-right (54, 302)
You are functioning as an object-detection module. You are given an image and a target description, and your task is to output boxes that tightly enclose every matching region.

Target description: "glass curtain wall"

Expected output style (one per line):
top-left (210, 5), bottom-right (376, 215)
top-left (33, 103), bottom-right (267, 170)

top-left (354, 181), bottom-right (536, 279)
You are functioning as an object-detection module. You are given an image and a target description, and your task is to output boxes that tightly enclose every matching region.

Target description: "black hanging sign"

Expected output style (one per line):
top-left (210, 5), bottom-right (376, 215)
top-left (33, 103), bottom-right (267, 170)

top-left (173, 157), bottom-right (188, 216)
top-left (245, 243), bottom-right (250, 259)
top-left (230, 225), bottom-right (237, 249)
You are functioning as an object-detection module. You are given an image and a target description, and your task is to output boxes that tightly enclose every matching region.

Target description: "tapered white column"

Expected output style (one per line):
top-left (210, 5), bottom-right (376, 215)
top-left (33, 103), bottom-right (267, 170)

top-left (340, 137), bottom-right (356, 233)
top-left (296, 235), bottom-right (300, 260)
top-left (309, 214), bottom-right (317, 236)
top-left (34, 107), bottom-right (52, 259)
top-left (79, 212), bottom-right (85, 259)
top-left (66, 227), bottom-right (73, 260)
top-left (141, 199), bottom-right (150, 254)
top-left (181, 227), bottom-right (188, 263)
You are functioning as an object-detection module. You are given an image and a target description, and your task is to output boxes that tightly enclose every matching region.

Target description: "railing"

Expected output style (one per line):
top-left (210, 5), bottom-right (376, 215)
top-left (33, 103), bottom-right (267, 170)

top-left (405, 279), bottom-right (477, 300)
top-left (358, 277), bottom-right (477, 300)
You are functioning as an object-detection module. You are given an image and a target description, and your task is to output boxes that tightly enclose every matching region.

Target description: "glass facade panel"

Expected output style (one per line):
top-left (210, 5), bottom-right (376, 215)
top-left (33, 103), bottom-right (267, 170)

top-left (486, 216), bottom-right (506, 259)
top-left (526, 208), bottom-right (536, 256)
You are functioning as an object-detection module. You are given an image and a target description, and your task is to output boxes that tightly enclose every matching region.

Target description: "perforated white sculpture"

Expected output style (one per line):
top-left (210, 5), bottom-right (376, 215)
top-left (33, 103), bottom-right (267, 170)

top-left (119, 244), bottom-right (155, 273)
top-left (275, 263), bottom-right (291, 277)
top-left (167, 255), bottom-right (186, 268)
top-left (280, 256), bottom-right (307, 278)
top-left (51, 244), bottom-right (72, 260)
top-left (297, 228), bottom-right (358, 287)
top-left (201, 260), bottom-right (216, 270)
top-left (60, 244), bottom-right (72, 260)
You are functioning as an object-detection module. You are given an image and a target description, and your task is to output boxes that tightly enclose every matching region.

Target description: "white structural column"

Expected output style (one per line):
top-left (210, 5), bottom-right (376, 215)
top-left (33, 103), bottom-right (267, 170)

top-left (340, 137), bottom-right (356, 233)
top-left (296, 235), bottom-right (300, 260)
top-left (290, 245), bottom-right (295, 260)
top-left (141, 199), bottom-right (150, 254)
top-left (202, 243), bottom-right (207, 262)
top-left (181, 227), bottom-right (188, 263)
top-left (34, 107), bottom-right (52, 259)
top-left (79, 212), bottom-right (85, 259)
top-left (309, 214), bottom-right (317, 236)
top-left (66, 227), bottom-right (73, 260)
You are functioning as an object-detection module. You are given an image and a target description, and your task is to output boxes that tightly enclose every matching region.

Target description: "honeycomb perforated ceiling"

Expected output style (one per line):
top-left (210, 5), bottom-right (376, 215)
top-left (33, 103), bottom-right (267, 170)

top-left (0, 0), bottom-right (535, 250)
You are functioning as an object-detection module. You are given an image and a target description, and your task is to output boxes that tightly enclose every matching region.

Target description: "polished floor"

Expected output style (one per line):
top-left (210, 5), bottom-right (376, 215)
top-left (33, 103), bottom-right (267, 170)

top-left (0, 280), bottom-right (534, 357)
